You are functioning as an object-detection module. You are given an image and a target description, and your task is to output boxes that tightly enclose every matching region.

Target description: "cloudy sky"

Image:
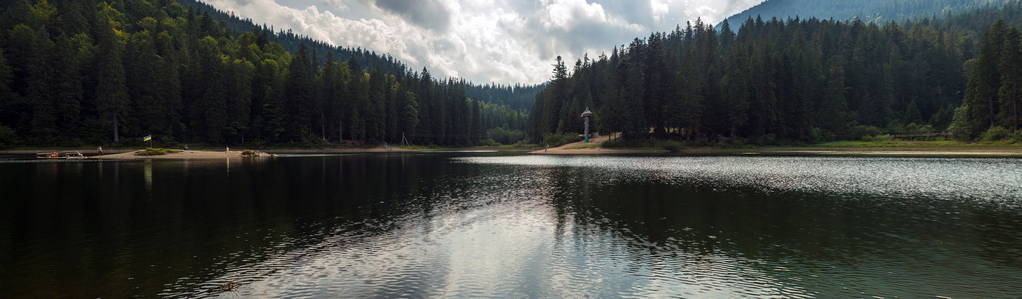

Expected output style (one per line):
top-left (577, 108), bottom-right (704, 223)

top-left (202, 0), bottom-right (764, 84)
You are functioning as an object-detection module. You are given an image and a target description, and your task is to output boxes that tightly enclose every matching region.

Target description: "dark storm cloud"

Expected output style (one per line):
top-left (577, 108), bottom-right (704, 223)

top-left (372, 0), bottom-right (451, 32)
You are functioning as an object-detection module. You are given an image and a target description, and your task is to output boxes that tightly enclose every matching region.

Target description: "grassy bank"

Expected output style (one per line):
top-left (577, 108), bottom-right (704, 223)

top-left (814, 140), bottom-right (1019, 148)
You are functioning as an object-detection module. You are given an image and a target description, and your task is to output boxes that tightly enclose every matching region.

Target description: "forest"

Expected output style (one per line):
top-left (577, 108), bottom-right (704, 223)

top-left (529, 1), bottom-right (1022, 144)
top-left (0, 0), bottom-right (532, 147)
top-left (956, 19), bottom-right (1022, 139)
top-left (725, 0), bottom-right (1016, 29)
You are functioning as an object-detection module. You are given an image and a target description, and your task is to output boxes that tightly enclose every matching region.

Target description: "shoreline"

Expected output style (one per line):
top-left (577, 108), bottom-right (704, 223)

top-left (530, 146), bottom-right (1022, 158)
top-left (530, 135), bottom-right (1022, 158)
top-left (92, 149), bottom-right (272, 160)
top-left (533, 144), bottom-right (1022, 157)
top-left (4, 144), bottom-right (1022, 159)
top-left (0, 145), bottom-right (537, 156)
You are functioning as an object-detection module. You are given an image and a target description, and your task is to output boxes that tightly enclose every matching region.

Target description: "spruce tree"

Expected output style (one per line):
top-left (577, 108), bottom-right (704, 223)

top-left (94, 15), bottom-right (129, 144)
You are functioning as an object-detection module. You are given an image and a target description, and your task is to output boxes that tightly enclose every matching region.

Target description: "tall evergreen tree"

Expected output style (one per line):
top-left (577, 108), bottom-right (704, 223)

top-left (997, 27), bottom-right (1021, 130)
top-left (93, 11), bottom-right (129, 144)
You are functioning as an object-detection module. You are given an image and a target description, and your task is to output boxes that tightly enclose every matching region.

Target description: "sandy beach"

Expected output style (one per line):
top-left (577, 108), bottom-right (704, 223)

top-left (94, 149), bottom-right (271, 160)
top-left (266, 146), bottom-right (422, 154)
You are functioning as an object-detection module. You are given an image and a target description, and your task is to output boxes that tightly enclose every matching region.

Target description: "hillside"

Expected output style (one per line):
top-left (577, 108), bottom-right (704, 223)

top-left (179, 0), bottom-right (540, 112)
top-left (0, 0), bottom-right (528, 147)
top-left (725, 0), bottom-right (1014, 28)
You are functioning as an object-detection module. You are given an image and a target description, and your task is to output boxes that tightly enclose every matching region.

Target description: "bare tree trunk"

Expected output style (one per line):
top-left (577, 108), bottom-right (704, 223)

top-left (1014, 92), bottom-right (1019, 130)
top-left (990, 98), bottom-right (996, 128)
top-left (112, 114), bottom-right (119, 144)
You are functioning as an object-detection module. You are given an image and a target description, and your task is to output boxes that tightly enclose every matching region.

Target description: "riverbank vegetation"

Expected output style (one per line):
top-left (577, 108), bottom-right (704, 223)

top-left (0, 0), bottom-right (533, 149)
top-left (528, 2), bottom-right (1022, 146)
top-left (134, 147), bottom-right (181, 156)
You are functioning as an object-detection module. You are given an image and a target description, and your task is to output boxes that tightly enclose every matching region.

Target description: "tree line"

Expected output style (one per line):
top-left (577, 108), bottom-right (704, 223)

top-left (726, 0), bottom-right (1016, 30)
top-left (0, 0), bottom-right (526, 147)
top-left (953, 19), bottom-right (1022, 139)
top-left (530, 4), bottom-right (1022, 144)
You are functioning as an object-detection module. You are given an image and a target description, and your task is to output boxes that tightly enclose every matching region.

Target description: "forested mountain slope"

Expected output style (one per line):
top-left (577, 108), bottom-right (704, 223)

top-left (529, 2), bottom-right (1022, 144)
top-left (179, 0), bottom-right (541, 112)
top-left (725, 0), bottom-right (1014, 28)
top-left (0, 0), bottom-right (529, 147)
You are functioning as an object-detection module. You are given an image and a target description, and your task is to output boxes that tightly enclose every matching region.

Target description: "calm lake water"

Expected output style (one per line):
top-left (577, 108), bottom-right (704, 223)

top-left (1, 153), bottom-right (1021, 297)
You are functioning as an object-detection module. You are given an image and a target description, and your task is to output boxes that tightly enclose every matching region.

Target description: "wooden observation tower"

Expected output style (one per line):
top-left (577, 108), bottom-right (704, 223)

top-left (580, 107), bottom-right (593, 142)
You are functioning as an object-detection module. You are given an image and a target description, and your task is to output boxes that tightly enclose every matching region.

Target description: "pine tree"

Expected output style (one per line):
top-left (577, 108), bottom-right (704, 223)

top-left (94, 14), bottom-right (129, 144)
top-left (0, 48), bottom-right (15, 140)
top-left (192, 36), bottom-right (227, 143)
top-left (51, 34), bottom-right (84, 141)
top-left (400, 90), bottom-right (419, 140)
top-left (965, 20), bottom-right (1008, 137)
top-left (997, 27), bottom-right (1021, 130)
top-left (285, 44), bottom-right (316, 141)
top-left (819, 56), bottom-right (851, 135)
top-left (721, 45), bottom-right (751, 137)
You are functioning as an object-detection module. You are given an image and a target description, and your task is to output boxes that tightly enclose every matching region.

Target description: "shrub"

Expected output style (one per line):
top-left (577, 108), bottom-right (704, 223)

top-left (541, 133), bottom-right (579, 147)
top-left (0, 125), bottom-right (17, 148)
top-left (602, 138), bottom-right (639, 148)
top-left (903, 123), bottom-right (936, 135)
top-left (661, 140), bottom-right (683, 152)
top-left (863, 134), bottom-right (894, 142)
top-left (135, 148), bottom-right (183, 156)
top-left (1014, 130), bottom-right (1022, 143)
top-left (948, 105), bottom-right (973, 141)
top-left (479, 139), bottom-right (501, 146)
top-left (486, 127), bottom-right (526, 145)
top-left (604, 138), bottom-right (686, 151)
top-left (754, 134), bottom-right (779, 145)
top-left (980, 126), bottom-right (1012, 142)
top-left (847, 125), bottom-right (883, 141)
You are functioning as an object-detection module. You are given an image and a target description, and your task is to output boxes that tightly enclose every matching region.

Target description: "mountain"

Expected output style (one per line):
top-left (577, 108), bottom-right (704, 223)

top-left (725, 0), bottom-right (1015, 28)
top-left (178, 0), bottom-right (407, 76)
top-left (179, 0), bottom-right (540, 112)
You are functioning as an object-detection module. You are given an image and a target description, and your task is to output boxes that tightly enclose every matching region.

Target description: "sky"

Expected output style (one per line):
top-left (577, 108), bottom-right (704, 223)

top-left (201, 0), bottom-right (765, 84)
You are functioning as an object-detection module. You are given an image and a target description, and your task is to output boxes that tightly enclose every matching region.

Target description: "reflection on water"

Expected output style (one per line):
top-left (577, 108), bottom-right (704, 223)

top-left (1, 154), bottom-right (1021, 297)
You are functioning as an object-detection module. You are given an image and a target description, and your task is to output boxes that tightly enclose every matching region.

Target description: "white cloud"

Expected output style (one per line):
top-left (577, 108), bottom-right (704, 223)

top-left (201, 0), bottom-right (764, 84)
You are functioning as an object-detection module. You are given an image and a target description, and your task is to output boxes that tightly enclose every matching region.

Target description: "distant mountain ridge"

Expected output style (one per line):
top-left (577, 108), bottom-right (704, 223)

top-left (725, 0), bottom-right (1015, 27)
top-left (179, 0), bottom-right (539, 111)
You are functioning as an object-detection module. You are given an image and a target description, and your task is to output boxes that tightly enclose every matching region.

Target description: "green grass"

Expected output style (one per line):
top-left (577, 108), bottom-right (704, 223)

top-left (135, 148), bottom-right (183, 156)
top-left (814, 139), bottom-right (1019, 148)
top-left (393, 144), bottom-right (539, 151)
top-left (567, 142), bottom-right (602, 149)
top-left (602, 139), bottom-right (685, 152)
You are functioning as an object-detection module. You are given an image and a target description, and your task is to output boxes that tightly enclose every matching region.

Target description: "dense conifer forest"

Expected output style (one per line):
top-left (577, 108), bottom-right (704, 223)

top-left (529, 1), bottom-right (1022, 144)
top-left (725, 0), bottom-right (1015, 28)
top-left (0, 0), bottom-right (534, 147)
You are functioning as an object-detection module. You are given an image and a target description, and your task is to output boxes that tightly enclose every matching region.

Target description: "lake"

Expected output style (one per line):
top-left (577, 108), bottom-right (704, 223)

top-left (1, 153), bottom-right (1021, 297)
